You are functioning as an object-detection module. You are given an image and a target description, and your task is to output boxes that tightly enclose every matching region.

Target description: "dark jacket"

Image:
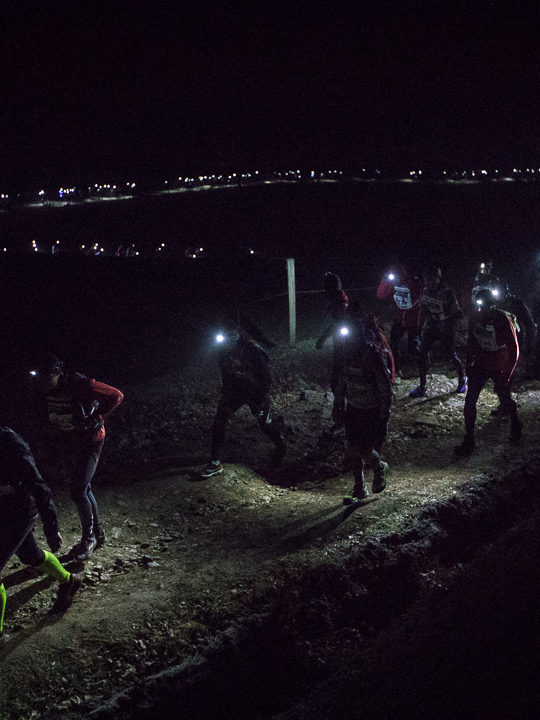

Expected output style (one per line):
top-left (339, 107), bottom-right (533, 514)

top-left (219, 338), bottom-right (272, 400)
top-left (0, 427), bottom-right (59, 536)
top-left (419, 282), bottom-right (463, 330)
top-left (335, 341), bottom-right (393, 416)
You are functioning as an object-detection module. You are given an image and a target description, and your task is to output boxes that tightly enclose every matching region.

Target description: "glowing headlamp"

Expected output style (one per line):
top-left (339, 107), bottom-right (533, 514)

top-left (490, 288), bottom-right (500, 298)
top-left (388, 273), bottom-right (395, 281)
top-left (480, 262), bottom-right (485, 269)
top-left (216, 333), bottom-right (226, 343)
top-left (339, 326), bottom-right (350, 336)
top-left (29, 370), bottom-right (38, 376)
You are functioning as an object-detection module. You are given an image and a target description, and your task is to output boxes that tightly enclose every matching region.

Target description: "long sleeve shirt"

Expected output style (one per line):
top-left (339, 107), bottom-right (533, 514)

top-left (44, 373), bottom-right (124, 443)
top-left (377, 274), bottom-right (422, 329)
top-left (419, 283), bottom-right (462, 330)
top-left (219, 339), bottom-right (272, 400)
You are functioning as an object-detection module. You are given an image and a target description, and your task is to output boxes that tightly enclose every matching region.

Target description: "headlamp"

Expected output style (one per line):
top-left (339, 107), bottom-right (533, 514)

top-left (29, 370), bottom-right (38, 376)
top-left (490, 288), bottom-right (500, 298)
top-left (388, 273), bottom-right (395, 281)
top-left (339, 326), bottom-right (350, 336)
top-left (216, 333), bottom-right (226, 344)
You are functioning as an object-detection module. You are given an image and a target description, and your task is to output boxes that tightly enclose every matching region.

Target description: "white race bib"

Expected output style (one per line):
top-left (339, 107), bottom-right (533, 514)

top-left (393, 284), bottom-right (414, 310)
top-left (46, 394), bottom-right (76, 432)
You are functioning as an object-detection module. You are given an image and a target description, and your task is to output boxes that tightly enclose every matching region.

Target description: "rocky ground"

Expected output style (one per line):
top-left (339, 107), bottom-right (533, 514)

top-left (1, 341), bottom-right (540, 720)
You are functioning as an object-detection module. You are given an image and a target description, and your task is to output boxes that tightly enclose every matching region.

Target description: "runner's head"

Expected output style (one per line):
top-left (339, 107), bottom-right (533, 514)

top-left (423, 266), bottom-right (441, 292)
top-left (474, 287), bottom-right (496, 314)
top-left (387, 264), bottom-right (406, 284)
top-left (345, 302), bottom-right (369, 345)
top-left (477, 260), bottom-right (493, 277)
top-left (34, 353), bottom-right (64, 392)
top-left (324, 272), bottom-right (342, 294)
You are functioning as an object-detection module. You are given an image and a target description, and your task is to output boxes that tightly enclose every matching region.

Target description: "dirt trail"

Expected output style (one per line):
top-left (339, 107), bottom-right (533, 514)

top-left (1, 357), bottom-right (539, 719)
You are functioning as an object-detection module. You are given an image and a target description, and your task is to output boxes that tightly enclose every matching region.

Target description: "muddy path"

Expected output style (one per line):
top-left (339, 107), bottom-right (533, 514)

top-left (1, 351), bottom-right (539, 719)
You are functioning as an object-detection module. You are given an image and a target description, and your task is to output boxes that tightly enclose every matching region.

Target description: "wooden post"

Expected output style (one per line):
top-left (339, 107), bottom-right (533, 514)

top-left (287, 257), bottom-right (296, 347)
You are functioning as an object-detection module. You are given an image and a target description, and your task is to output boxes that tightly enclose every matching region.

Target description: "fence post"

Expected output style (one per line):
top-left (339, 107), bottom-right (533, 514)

top-left (287, 258), bottom-right (296, 347)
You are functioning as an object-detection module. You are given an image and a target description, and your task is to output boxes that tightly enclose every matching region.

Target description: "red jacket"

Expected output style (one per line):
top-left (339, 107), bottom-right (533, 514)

top-left (467, 309), bottom-right (519, 377)
top-left (44, 373), bottom-right (124, 443)
top-left (377, 272), bottom-right (422, 329)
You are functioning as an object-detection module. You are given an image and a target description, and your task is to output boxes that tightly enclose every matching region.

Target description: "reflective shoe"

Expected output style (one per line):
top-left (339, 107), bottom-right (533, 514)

top-left (455, 436), bottom-right (475, 457)
top-left (200, 461), bottom-right (223, 478)
top-left (372, 461), bottom-right (389, 494)
top-left (456, 377), bottom-right (467, 394)
top-left (409, 385), bottom-right (426, 398)
top-left (51, 573), bottom-right (82, 613)
top-left (95, 526), bottom-right (106, 549)
top-left (343, 481), bottom-right (369, 505)
top-left (509, 419), bottom-right (523, 443)
top-left (70, 536), bottom-right (97, 561)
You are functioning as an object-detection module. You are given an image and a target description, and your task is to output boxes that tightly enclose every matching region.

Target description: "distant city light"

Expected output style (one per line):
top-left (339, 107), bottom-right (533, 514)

top-left (1, 165), bottom-right (538, 259)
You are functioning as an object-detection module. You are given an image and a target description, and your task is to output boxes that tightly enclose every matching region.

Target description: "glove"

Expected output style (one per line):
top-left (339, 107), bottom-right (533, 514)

top-left (84, 414), bottom-right (104, 433)
top-left (47, 531), bottom-right (63, 553)
top-left (315, 337), bottom-right (325, 350)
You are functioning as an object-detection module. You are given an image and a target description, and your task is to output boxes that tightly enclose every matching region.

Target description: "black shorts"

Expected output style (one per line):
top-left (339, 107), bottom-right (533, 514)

top-left (345, 405), bottom-right (385, 454)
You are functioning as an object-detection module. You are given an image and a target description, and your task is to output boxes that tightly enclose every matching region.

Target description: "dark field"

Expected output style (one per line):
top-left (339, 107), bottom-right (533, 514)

top-left (2, 180), bottom-right (539, 383)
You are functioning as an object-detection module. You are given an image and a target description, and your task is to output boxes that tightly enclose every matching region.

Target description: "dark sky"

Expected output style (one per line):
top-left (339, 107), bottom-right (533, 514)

top-left (1, 0), bottom-right (539, 187)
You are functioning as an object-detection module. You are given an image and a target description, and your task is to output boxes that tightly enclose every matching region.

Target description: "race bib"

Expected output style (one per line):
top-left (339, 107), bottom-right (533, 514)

top-left (393, 284), bottom-right (413, 310)
top-left (46, 394), bottom-right (76, 432)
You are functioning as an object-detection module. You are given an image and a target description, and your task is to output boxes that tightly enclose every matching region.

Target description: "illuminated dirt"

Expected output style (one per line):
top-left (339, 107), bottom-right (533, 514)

top-left (1, 343), bottom-right (540, 719)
